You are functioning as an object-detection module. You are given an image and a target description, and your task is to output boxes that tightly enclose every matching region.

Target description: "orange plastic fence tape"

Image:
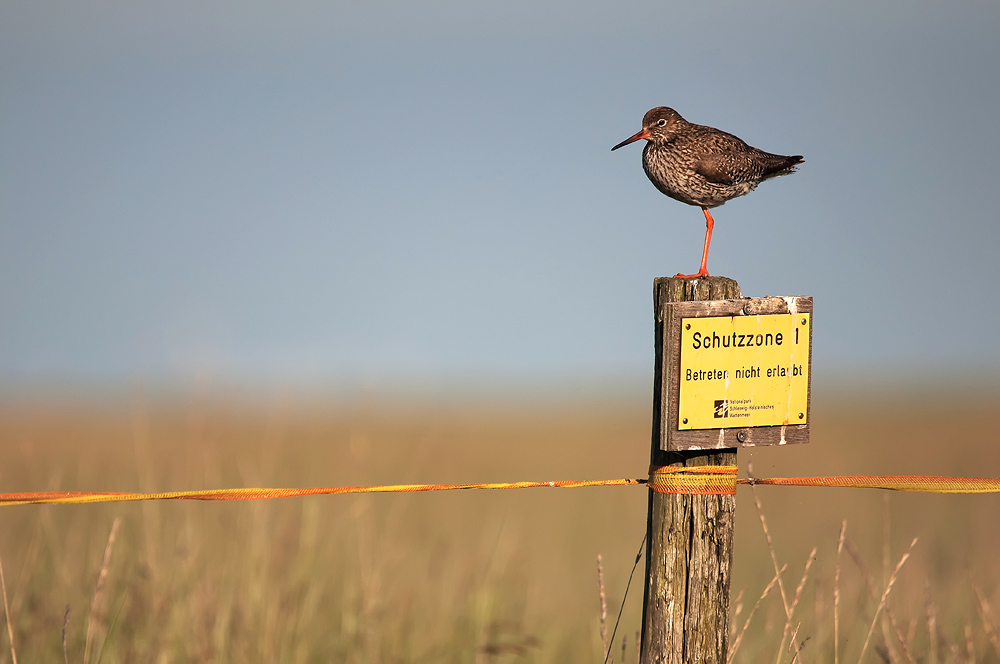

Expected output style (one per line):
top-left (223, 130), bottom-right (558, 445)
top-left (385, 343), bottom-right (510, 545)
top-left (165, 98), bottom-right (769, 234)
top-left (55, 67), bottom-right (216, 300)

top-left (645, 467), bottom-right (1000, 495)
top-left (742, 475), bottom-right (1000, 493)
top-left (0, 478), bottom-right (645, 506)
top-left (1, 469), bottom-right (999, 506)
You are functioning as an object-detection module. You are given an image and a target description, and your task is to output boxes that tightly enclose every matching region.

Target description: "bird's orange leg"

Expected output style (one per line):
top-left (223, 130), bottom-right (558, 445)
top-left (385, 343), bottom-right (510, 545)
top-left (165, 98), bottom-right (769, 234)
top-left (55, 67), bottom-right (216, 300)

top-left (673, 207), bottom-right (714, 279)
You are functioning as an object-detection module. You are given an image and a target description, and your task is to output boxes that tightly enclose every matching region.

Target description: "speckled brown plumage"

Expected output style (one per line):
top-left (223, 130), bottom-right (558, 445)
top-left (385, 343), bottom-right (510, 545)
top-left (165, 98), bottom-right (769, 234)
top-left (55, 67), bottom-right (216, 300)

top-left (612, 106), bottom-right (803, 278)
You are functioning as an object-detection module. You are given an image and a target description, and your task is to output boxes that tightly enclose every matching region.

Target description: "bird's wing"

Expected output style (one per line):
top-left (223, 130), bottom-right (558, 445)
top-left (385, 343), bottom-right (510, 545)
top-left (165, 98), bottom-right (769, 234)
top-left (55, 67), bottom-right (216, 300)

top-left (694, 154), bottom-right (739, 185)
top-left (695, 150), bottom-right (799, 185)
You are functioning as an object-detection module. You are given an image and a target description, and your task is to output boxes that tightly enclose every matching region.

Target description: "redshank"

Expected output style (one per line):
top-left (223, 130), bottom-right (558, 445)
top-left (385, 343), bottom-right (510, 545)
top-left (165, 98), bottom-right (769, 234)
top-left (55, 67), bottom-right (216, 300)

top-left (612, 107), bottom-right (803, 278)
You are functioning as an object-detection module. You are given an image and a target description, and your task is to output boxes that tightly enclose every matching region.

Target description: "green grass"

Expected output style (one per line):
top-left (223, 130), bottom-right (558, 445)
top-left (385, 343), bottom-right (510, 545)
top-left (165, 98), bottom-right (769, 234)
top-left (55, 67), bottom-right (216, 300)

top-left (0, 387), bottom-right (998, 663)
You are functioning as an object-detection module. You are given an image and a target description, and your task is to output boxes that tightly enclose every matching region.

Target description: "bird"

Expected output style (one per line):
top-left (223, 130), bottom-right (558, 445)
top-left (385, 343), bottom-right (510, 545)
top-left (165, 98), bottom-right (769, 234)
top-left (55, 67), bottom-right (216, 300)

top-left (612, 107), bottom-right (803, 278)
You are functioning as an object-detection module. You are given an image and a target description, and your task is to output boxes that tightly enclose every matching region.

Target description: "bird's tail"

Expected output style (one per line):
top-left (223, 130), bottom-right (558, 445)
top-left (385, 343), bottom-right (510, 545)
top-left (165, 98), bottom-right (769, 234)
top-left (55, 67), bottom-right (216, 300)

top-left (764, 154), bottom-right (803, 178)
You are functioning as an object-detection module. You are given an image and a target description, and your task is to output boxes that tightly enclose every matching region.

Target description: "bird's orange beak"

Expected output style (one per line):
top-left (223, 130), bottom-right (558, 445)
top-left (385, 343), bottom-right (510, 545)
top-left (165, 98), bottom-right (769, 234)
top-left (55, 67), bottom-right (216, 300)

top-left (611, 128), bottom-right (650, 151)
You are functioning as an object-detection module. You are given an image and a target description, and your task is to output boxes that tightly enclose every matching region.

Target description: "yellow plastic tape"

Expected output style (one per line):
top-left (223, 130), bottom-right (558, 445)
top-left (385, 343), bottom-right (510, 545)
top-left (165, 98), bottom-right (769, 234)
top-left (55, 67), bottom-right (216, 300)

top-left (1, 469), bottom-right (998, 506)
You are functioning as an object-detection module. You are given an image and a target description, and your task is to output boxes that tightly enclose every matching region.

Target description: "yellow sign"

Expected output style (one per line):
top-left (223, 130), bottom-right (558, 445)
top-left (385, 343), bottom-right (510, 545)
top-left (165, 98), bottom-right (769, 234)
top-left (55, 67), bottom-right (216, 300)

top-left (678, 313), bottom-right (810, 430)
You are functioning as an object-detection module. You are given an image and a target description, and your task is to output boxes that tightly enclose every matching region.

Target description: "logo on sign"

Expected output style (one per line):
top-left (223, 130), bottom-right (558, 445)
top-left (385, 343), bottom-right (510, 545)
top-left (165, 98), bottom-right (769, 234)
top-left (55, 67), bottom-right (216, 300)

top-left (714, 400), bottom-right (729, 418)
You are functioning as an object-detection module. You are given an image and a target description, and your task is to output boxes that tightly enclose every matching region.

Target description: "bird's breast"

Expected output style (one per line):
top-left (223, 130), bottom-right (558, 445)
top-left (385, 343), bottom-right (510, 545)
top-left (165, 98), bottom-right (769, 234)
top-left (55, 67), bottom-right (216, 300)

top-left (641, 142), bottom-right (760, 208)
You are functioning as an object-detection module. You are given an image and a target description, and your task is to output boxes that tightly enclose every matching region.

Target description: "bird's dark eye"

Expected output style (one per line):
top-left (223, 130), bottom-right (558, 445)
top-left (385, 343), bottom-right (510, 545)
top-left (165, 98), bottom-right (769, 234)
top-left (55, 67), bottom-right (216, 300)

top-left (657, 119), bottom-right (667, 127)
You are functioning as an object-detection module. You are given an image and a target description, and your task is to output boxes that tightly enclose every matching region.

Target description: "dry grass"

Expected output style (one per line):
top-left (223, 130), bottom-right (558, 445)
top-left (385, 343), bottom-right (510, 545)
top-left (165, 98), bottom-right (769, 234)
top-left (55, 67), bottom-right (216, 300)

top-left (597, 555), bottom-right (608, 659)
top-left (0, 556), bottom-right (18, 664)
top-left (0, 385), bottom-right (998, 662)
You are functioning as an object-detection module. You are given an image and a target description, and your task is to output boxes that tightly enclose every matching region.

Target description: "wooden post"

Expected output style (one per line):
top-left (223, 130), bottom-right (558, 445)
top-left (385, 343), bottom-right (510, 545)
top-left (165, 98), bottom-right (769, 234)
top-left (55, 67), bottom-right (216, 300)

top-left (640, 276), bottom-right (740, 664)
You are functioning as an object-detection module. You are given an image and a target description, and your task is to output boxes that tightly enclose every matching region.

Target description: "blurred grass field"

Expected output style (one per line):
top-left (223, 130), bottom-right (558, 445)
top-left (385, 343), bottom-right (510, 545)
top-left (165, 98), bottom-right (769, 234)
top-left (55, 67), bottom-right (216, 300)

top-left (0, 383), bottom-right (998, 663)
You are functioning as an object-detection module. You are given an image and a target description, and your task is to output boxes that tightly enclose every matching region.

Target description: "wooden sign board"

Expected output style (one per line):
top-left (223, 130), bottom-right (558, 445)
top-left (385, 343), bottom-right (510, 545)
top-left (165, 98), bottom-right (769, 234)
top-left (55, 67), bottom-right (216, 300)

top-left (659, 296), bottom-right (812, 451)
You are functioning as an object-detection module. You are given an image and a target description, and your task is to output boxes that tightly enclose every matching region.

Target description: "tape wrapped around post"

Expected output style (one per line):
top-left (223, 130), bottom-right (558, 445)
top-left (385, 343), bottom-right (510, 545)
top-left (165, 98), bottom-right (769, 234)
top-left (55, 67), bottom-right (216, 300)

top-left (647, 465), bottom-right (738, 495)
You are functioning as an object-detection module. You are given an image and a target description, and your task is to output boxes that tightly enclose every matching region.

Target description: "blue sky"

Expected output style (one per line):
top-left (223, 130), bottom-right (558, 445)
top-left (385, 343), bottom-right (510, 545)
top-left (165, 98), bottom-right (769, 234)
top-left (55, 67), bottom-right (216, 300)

top-left (1, 1), bottom-right (998, 390)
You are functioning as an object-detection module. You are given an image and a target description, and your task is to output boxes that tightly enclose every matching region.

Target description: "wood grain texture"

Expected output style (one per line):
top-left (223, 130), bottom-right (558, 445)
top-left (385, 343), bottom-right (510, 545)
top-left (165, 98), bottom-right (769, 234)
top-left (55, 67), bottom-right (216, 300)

top-left (640, 277), bottom-right (739, 664)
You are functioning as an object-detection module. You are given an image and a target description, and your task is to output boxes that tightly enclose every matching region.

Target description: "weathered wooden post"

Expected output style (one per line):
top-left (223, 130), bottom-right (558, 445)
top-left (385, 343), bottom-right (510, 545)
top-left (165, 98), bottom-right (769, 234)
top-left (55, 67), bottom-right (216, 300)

top-left (640, 277), bottom-right (812, 664)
